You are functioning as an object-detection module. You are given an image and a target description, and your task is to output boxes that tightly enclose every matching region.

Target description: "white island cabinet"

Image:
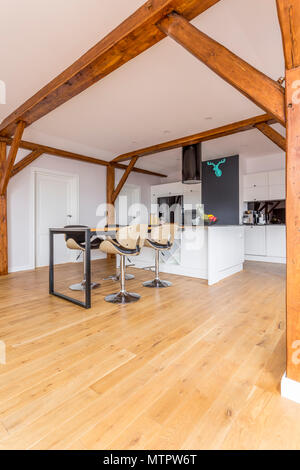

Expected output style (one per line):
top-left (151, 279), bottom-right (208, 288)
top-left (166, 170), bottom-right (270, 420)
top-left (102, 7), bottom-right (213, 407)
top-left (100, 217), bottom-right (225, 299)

top-left (127, 225), bottom-right (244, 286)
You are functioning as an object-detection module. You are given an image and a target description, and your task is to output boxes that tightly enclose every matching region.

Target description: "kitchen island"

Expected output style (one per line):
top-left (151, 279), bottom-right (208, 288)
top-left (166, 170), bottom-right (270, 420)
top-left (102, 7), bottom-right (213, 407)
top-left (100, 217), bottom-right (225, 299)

top-left (128, 225), bottom-right (245, 286)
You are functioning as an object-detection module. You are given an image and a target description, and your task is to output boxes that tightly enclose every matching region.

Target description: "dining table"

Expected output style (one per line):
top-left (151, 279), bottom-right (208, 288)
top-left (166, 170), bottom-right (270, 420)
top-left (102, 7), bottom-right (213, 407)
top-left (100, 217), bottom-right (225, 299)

top-left (49, 224), bottom-right (188, 308)
top-left (49, 225), bottom-right (155, 309)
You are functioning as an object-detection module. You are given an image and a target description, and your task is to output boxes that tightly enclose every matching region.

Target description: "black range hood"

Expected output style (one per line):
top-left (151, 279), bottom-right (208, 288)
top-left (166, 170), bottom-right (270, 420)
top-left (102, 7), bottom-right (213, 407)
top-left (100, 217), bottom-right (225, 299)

top-left (182, 143), bottom-right (202, 184)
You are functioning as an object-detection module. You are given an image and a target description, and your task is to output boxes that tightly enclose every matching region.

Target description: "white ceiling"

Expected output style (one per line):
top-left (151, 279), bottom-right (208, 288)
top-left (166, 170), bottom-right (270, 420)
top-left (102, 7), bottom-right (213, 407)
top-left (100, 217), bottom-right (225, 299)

top-left (0, 0), bottom-right (286, 176)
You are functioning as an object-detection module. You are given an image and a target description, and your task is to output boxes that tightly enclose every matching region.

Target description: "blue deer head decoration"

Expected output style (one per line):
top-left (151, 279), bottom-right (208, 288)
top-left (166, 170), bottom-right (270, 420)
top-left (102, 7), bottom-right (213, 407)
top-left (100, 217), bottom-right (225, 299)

top-left (207, 158), bottom-right (226, 178)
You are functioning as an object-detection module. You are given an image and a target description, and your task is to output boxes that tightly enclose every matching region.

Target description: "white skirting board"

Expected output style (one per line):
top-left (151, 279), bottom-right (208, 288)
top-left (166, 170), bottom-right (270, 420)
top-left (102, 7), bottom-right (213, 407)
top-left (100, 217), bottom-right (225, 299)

top-left (281, 372), bottom-right (300, 404)
top-left (245, 255), bottom-right (286, 264)
top-left (8, 264), bottom-right (35, 273)
top-left (208, 263), bottom-right (243, 286)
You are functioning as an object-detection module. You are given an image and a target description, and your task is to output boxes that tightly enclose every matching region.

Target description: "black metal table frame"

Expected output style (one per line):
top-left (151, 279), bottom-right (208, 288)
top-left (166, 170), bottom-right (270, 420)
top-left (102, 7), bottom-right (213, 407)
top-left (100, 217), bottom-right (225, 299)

top-left (49, 227), bottom-right (91, 309)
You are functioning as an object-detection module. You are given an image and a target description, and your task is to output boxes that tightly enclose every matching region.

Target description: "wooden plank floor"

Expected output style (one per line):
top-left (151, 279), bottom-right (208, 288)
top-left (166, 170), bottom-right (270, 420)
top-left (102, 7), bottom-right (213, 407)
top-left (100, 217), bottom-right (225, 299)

top-left (0, 259), bottom-right (299, 450)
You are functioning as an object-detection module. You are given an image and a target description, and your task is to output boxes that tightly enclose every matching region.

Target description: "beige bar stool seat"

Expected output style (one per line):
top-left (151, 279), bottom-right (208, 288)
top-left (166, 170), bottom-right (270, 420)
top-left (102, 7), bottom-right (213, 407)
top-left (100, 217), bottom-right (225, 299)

top-left (143, 223), bottom-right (178, 288)
top-left (64, 225), bottom-right (103, 291)
top-left (100, 224), bottom-right (148, 304)
top-left (103, 226), bottom-right (135, 281)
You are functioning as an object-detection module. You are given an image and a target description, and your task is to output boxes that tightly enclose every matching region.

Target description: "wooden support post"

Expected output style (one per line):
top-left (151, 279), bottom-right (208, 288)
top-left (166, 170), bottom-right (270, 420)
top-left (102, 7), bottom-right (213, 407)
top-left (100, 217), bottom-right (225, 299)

top-left (0, 142), bottom-right (8, 275)
top-left (112, 157), bottom-right (139, 203)
top-left (157, 12), bottom-right (286, 125)
top-left (0, 121), bottom-right (25, 196)
top-left (106, 165), bottom-right (116, 260)
top-left (276, 0), bottom-right (300, 384)
top-left (277, 0), bottom-right (300, 70)
top-left (255, 123), bottom-right (286, 151)
top-left (285, 66), bottom-right (300, 383)
top-left (106, 165), bottom-right (115, 226)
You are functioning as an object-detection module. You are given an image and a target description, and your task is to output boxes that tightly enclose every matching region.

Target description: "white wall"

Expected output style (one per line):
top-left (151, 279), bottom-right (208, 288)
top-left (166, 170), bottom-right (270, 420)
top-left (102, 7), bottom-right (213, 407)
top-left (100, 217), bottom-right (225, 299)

top-left (116, 168), bottom-right (161, 216)
top-left (7, 150), bottom-right (160, 273)
top-left (245, 153), bottom-right (285, 174)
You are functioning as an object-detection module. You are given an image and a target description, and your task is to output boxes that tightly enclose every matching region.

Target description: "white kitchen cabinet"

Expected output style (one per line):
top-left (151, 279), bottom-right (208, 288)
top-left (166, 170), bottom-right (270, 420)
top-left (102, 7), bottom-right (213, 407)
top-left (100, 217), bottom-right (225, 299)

top-left (244, 172), bottom-right (268, 188)
top-left (243, 169), bottom-right (286, 202)
top-left (243, 186), bottom-right (269, 202)
top-left (245, 226), bottom-right (266, 256)
top-left (266, 226), bottom-right (286, 258)
top-left (268, 170), bottom-right (285, 200)
top-left (151, 182), bottom-right (185, 205)
top-left (243, 172), bottom-right (269, 201)
top-left (268, 184), bottom-right (285, 200)
top-left (269, 170), bottom-right (285, 186)
top-left (183, 184), bottom-right (201, 206)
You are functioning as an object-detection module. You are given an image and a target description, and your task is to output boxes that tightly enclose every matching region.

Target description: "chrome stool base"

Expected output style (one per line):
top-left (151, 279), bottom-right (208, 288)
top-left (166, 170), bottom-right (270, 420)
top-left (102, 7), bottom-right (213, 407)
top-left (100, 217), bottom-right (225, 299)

top-left (69, 281), bottom-right (100, 291)
top-left (105, 273), bottom-right (135, 281)
top-left (105, 291), bottom-right (140, 304)
top-left (143, 279), bottom-right (172, 288)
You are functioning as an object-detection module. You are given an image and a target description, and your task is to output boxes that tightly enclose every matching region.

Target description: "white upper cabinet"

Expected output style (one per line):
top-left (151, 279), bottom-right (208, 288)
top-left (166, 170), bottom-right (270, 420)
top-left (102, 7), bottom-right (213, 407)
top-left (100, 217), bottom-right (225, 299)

top-left (269, 170), bottom-right (285, 186)
top-left (243, 186), bottom-right (269, 202)
top-left (243, 169), bottom-right (285, 202)
top-left (244, 172), bottom-right (268, 189)
top-left (183, 184), bottom-right (201, 206)
top-left (243, 172), bottom-right (268, 201)
top-left (269, 184), bottom-right (285, 200)
top-left (268, 170), bottom-right (285, 200)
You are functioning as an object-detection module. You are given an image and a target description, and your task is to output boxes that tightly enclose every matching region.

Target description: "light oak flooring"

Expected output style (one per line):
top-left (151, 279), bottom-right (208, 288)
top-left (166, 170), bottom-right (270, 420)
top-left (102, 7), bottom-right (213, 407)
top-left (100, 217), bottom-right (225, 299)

top-left (0, 259), bottom-right (299, 450)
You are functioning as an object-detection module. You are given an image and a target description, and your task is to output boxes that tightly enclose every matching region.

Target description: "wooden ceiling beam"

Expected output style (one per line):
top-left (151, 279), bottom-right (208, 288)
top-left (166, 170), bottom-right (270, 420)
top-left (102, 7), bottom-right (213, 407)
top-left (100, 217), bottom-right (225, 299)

top-left (0, 0), bottom-right (220, 138)
top-left (113, 113), bottom-right (275, 163)
top-left (0, 136), bottom-right (166, 178)
top-left (157, 12), bottom-right (286, 125)
top-left (112, 156), bottom-right (139, 203)
top-left (0, 137), bottom-right (110, 167)
top-left (276, 0), bottom-right (300, 70)
top-left (115, 163), bottom-right (165, 178)
top-left (255, 123), bottom-right (286, 151)
top-left (11, 150), bottom-right (44, 178)
top-left (0, 121), bottom-right (25, 195)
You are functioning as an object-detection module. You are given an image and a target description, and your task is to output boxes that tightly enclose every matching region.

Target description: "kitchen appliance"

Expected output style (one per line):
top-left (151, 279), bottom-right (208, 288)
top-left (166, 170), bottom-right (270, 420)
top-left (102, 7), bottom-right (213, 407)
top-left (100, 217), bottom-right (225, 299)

top-left (258, 212), bottom-right (266, 225)
top-left (182, 143), bottom-right (202, 184)
top-left (243, 210), bottom-right (255, 225)
top-left (157, 195), bottom-right (184, 225)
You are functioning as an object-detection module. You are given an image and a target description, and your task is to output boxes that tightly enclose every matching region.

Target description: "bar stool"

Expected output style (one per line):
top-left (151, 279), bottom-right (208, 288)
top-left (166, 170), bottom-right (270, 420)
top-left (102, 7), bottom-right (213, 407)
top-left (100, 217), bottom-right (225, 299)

top-left (143, 223), bottom-right (178, 288)
top-left (104, 259), bottom-right (135, 282)
top-left (99, 224), bottom-right (148, 304)
top-left (102, 225), bottom-right (135, 281)
top-left (64, 225), bottom-right (103, 291)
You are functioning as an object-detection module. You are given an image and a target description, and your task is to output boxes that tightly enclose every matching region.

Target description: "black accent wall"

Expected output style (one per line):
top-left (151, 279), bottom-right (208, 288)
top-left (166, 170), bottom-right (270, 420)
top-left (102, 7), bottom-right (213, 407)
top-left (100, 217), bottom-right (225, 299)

top-left (202, 155), bottom-right (239, 225)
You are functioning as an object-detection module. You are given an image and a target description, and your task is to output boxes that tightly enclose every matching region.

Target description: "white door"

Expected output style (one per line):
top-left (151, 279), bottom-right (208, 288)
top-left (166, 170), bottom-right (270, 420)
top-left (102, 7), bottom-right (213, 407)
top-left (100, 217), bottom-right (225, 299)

top-left (115, 184), bottom-right (142, 226)
top-left (35, 170), bottom-right (79, 267)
